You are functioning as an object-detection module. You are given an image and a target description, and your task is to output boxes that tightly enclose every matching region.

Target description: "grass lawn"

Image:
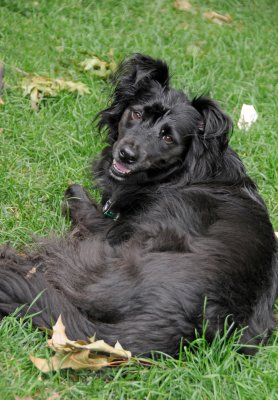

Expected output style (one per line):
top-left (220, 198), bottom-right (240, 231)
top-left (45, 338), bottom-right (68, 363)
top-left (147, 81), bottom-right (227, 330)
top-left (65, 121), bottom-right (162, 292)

top-left (0, 0), bottom-right (277, 399)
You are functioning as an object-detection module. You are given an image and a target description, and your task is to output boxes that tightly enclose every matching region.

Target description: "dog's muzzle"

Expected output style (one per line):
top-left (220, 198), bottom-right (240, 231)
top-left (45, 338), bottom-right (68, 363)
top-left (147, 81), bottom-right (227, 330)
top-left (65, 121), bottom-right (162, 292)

top-left (109, 158), bottom-right (135, 181)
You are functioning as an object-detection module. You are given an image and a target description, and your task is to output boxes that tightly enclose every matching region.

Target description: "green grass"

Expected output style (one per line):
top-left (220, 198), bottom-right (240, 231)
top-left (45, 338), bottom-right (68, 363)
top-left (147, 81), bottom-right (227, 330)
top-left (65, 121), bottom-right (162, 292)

top-left (0, 0), bottom-right (277, 398)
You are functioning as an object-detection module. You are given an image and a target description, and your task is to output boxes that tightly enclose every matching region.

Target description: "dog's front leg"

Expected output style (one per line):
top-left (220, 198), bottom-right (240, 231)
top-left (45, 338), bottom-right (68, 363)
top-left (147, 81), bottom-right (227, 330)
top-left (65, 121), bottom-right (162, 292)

top-left (63, 184), bottom-right (115, 236)
top-left (63, 183), bottom-right (100, 225)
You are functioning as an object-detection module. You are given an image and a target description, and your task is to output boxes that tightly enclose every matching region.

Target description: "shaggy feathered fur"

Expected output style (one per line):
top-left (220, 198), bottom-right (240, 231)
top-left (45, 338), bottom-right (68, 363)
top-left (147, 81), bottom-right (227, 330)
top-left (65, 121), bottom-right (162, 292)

top-left (0, 54), bottom-right (277, 356)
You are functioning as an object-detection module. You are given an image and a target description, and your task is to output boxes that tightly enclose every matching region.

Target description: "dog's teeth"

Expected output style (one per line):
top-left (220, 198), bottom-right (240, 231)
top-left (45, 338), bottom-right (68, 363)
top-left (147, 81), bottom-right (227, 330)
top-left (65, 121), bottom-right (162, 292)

top-left (113, 161), bottom-right (131, 175)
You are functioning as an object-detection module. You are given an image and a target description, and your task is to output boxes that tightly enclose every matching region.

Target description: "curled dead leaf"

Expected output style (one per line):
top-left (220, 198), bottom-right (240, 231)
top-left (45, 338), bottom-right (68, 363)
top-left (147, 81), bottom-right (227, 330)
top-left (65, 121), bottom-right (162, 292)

top-left (31, 315), bottom-right (132, 372)
top-left (22, 76), bottom-right (90, 109)
top-left (47, 315), bottom-right (68, 350)
top-left (174, 0), bottom-right (192, 11)
top-left (80, 55), bottom-right (116, 79)
top-left (203, 11), bottom-right (232, 25)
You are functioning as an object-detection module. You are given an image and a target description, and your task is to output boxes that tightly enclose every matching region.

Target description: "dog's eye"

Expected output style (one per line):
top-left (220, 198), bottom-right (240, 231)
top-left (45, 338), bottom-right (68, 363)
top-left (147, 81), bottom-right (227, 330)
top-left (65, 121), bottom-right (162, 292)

top-left (131, 111), bottom-right (142, 120)
top-left (163, 135), bottom-right (174, 144)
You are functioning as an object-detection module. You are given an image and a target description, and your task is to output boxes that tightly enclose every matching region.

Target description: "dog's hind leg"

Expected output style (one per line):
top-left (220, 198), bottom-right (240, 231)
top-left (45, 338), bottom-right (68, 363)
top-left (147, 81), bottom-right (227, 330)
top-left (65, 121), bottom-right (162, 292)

top-left (0, 258), bottom-right (195, 355)
top-left (0, 268), bottom-right (185, 355)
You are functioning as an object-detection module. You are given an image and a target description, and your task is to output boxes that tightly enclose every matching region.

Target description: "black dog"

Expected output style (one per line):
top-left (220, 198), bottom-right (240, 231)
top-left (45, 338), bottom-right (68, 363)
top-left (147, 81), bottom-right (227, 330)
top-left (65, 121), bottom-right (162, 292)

top-left (0, 54), bottom-right (277, 356)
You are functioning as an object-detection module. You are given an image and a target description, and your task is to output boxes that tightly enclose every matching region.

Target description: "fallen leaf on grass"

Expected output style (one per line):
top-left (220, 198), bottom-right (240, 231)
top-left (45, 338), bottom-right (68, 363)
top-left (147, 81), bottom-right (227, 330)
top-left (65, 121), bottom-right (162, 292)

top-left (22, 76), bottom-right (90, 109)
top-left (30, 316), bottom-right (132, 372)
top-left (0, 128), bottom-right (4, 134)
top-left (203, 11), bottom-right (232, 25)
top-left (80, 55), bottom-right (116, 79)
top-left (174, 0), bottom-right (192, 11)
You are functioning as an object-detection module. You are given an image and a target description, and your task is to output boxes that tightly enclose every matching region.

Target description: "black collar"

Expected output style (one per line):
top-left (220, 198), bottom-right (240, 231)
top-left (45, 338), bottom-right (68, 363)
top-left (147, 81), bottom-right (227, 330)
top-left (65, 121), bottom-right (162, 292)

top-left (102, 199), bottom-right (120, 221)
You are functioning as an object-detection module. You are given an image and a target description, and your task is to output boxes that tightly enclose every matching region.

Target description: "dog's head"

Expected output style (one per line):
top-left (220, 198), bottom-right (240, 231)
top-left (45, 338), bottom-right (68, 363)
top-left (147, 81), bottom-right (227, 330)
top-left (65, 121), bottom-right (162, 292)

top-left (98, 54), bottom-right (232, 183)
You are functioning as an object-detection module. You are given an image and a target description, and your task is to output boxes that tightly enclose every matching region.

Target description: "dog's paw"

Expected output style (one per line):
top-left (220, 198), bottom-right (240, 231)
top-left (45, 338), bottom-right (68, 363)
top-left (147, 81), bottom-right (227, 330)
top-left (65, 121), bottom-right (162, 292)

top-left (65, 184), bottom-right (91, 203)
top-left (63, 184), bottom-right (89, 217)
top-left (63, 184), bottom-right (99, 225)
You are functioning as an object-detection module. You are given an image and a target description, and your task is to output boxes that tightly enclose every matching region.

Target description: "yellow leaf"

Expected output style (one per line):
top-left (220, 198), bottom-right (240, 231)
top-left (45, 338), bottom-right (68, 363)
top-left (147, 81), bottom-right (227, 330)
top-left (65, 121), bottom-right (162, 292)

top-left (31, 351), bottom-right (111, 372)
top-left (74, 339), bottom-right (132, 358)
top-left (55, 79), bottom-right (90, 95)
top-left (30, 353), bottom-right (68, 373)
top-left (31, 315), bottom-right (132, 372)
top-left (49, 315), bottom-right (68, 348)
top-left (88, 334), bottom-right (96, 343)
top-left (174, 0), bottom-right (192, 11)
top-left (22, 75), bottom-right (90, 109)
top-left (80, 55), bottom-right (115, 79)
top-left (203, 11), bottom-right (232, 25)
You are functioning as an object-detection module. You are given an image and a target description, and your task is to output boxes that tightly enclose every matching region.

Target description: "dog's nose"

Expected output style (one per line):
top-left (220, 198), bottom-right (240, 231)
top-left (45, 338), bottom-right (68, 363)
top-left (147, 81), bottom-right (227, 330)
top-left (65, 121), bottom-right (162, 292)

top-left (119, 145), bottom-right (138, 164)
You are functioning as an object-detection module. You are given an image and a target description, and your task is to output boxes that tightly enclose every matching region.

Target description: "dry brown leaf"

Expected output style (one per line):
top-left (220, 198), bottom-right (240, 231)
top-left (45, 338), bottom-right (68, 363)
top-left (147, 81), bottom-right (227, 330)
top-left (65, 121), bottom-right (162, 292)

top-left (80, 55), bottom-right (116, 79)
top-left (174, 0), bottom-right (192, 11)
top-left (31, 349), bottom-right (122, 372)
top-left (48, 315), bottom-right (68, 350)
top-left (203, 11), bottom-right (232, 25)
top-left (30, 315), bottom-right (131, 372)
top-left (22, 76), bottom-right (90, 109)
top-left (26, 266), bottom-right (37, 279)
top-left (0, 98), bottom-right (4, 106)
top-left (0, 128), bottom-right (4, 134)
top-left (30, 354), bottom-right (65, 373)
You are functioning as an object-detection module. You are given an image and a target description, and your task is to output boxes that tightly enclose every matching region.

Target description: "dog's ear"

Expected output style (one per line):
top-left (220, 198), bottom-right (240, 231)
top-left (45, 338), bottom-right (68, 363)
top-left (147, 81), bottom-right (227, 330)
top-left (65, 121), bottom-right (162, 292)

top-left (191, 96), bottom-right (233, 147)
top-left (185, 97), bottom-right (233, 181)
top-left (98, 54), bottom-right (169, 142)
top-left (119, 53), bottom-right (170, 87)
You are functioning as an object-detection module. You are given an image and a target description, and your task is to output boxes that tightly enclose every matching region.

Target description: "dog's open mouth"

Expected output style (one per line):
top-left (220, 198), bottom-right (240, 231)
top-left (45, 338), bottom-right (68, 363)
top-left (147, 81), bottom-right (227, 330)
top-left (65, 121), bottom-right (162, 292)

top-left (110, 160), bottom-right (132, 179)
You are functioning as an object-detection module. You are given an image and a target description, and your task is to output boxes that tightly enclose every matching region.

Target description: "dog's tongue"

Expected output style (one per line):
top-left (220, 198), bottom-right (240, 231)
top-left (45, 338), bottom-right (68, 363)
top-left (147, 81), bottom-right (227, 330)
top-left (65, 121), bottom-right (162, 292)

top-left (113, 160), bottom-right (131, 174)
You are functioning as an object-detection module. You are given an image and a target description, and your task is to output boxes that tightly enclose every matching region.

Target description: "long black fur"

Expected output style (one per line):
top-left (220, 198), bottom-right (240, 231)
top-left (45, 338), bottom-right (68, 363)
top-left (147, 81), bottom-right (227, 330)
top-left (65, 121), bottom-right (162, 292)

top-left (0, 54), bottom-right (277, 356)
